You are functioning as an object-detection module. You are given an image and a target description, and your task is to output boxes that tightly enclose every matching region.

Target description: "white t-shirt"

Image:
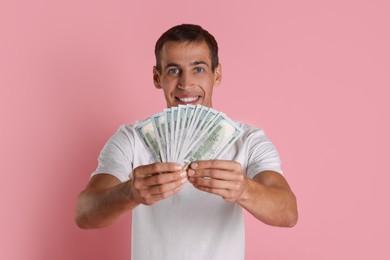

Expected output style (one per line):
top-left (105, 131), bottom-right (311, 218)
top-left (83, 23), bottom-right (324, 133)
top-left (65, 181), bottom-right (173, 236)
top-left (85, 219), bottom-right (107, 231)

top-left (92, 122), bottom-right (283, 260)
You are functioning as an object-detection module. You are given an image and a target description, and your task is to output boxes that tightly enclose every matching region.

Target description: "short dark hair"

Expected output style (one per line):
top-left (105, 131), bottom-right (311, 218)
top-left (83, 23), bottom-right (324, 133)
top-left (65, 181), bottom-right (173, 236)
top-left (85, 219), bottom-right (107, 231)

top-left (154, 24), bottom-right (219, 72)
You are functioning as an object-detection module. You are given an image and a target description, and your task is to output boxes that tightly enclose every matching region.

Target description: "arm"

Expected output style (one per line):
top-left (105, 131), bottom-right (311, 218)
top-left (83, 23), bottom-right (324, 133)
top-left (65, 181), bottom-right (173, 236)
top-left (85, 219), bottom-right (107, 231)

top-left (187, 160), bottom-right (297, 227)
top-left (75, 162), bottom-right (187, 229)
top-left (239, 170), bottom-right (298, 227)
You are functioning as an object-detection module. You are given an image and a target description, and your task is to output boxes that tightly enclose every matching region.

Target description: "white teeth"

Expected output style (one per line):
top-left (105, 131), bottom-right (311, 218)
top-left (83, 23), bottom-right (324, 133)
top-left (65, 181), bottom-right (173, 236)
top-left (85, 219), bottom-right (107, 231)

top-left (179, 97), bottom-right (198, 102)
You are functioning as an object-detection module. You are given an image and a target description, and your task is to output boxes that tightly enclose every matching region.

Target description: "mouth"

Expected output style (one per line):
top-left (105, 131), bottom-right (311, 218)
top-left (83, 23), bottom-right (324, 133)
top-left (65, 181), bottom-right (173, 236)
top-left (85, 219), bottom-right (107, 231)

top-left (175, 95), bottom-right (201, 105)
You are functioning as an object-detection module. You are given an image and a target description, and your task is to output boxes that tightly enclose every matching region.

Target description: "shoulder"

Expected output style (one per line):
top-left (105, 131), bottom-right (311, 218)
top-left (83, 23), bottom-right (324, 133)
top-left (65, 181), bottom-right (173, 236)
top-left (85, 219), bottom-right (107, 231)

top-left (235, 122), bottom-right (283, 175)
top-left (111, 120), bottom-right (143, 142)
top-left (235, 122), bottom-right (269, 142)
top-left (100, 121), bottom-right (145, 154)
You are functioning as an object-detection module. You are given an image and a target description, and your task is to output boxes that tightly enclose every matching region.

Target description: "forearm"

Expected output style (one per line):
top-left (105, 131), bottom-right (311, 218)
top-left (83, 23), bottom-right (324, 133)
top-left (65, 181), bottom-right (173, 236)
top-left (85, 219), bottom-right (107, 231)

top-left (76, 163), bottom-right (186, 229)
top-left (237, 177), bottom-right (298, 227)
top-left (75, 180), bottom-right (138, 229)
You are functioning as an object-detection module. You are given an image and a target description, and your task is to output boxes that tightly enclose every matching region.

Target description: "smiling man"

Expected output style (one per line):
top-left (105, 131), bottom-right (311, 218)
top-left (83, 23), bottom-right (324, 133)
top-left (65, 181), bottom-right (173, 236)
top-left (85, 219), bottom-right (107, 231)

top-left (153, 40), bottom-right (221, 108)
top-left (76, 24), bottom-right (297, 260)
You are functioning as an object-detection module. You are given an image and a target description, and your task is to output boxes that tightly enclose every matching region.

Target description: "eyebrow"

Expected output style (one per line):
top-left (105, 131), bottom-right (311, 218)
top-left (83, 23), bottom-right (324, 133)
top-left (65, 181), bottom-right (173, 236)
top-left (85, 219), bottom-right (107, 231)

top-left (190, 60), bottom-right (209, 67)
top-left (165, 63), bottom-right (180, 69)
top-left (164, 60), bottom-right (209, 69)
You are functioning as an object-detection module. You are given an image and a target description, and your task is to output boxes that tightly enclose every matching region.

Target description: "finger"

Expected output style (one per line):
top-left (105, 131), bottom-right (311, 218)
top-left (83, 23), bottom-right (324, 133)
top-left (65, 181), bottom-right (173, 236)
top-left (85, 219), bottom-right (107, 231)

top-left (147, 177), bottom-right (187, 195)
top-left (143, 171), bottom-right (187, 187)
top-left (190, 160), bottom-right (241, 171)
top-left (135, 162), bottom-right (183, 177)
top-left (194, 186), bottom-right (231, 199)
top-left (189, 168), bottom-right (242, 181)
top-left (141, 185), bottom-right (184, 205)
top-left (192, 177), bottom-right (239, 190)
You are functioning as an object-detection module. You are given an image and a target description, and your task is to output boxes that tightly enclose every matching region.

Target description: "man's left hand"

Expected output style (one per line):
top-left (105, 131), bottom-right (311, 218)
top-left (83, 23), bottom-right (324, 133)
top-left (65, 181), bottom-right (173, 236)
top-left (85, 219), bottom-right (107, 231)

top-left (187, 160), bottom-right (246, 202)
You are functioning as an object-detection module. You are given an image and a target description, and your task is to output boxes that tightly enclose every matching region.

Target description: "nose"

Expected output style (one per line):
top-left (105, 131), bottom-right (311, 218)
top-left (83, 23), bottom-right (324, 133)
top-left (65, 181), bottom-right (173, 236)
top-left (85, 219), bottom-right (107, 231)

top-left (178, 71), bottom-right (194, 89)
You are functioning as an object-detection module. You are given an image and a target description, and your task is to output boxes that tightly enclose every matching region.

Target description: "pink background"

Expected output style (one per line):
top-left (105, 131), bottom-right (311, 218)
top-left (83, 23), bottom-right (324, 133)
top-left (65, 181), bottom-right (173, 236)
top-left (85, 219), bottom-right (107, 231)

top-left (1, 0), bottom-right (389, 259)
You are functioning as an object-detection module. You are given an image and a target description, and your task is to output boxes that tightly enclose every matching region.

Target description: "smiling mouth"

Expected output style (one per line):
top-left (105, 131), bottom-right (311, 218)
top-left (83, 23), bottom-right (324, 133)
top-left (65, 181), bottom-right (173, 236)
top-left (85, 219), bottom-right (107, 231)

top-left (177, 96), bottom-right (200, 103)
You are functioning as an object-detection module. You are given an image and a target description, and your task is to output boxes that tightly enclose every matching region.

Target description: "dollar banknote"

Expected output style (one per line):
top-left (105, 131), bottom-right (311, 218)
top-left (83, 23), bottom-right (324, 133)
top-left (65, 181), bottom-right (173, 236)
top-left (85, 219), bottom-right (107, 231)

top-left (135, 105), bottom-right (243, 167)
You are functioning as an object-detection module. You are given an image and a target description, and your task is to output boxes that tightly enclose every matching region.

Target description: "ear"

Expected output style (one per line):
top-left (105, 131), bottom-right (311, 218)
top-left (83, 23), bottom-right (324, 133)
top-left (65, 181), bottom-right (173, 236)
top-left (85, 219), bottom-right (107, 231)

top-left (153, 66), bottom-right (162, 89)
top-left (213, 63), bottom-right (222, 87)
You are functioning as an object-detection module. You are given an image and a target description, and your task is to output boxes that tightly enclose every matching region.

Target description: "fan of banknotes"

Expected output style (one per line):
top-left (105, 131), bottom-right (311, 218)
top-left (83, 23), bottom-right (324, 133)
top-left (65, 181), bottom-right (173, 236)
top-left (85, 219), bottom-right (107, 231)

top-left (135, 105), bottom-right (243, 168)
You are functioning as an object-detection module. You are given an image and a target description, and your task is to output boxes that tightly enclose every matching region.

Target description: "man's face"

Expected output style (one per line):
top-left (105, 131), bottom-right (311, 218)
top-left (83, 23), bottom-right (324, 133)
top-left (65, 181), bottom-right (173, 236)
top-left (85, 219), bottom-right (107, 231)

top-left (153, 41), bottom-right (221, 108)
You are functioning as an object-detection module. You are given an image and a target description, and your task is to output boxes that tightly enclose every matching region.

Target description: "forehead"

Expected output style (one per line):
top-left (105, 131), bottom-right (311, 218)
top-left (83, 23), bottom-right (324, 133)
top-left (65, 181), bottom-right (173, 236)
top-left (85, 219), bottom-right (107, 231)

top-left (160, 41), bottom-right (212, 66)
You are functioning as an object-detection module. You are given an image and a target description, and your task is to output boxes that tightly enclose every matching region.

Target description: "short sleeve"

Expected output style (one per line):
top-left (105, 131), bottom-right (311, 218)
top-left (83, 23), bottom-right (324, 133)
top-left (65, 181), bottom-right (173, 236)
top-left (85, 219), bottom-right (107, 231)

top-left (245, 128), bottom-right (283, 178)
top-left (91, 125), bottom-right (134, 182)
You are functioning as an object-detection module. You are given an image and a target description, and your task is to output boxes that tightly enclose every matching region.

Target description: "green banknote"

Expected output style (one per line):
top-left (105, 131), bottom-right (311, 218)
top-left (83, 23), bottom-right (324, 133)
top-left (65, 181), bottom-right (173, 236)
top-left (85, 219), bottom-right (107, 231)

top-left (135, 105), bottom-right (243, 166)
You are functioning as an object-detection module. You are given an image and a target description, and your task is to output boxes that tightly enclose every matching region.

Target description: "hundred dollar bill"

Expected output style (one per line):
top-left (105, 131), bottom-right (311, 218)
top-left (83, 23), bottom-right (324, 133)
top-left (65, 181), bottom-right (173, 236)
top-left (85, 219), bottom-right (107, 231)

top-left (183, 116), bottom-right (243, 162)
top-left (135, 119), bottom-right (161, 162)
top-left (181, 106), bottom-right (211, 153)
top-left (164, 108), bottom-right (172, 162)
top-left (177, 105), bottom-right (196, 160)
top-left (151, 112), bottom-right (167, 162)
top-left (173, 105), bottom-right (186, 160)
top-left (180, 105), bottom-right (202, 152)
top-left (191, 106), bottom-right (210, 133)
top-left (186, 105), bottom-right (202, 133)
top-left (187, 108), bottom-right (221, 150)
top-left (135, 105), bottom-right (243, 166)
top-left (181, 113), bottom-right (225, 160)
top-left (200, 108), bottom-right (221, 132)
top-left (170, 107), bottom-right (178, 162)
top-left (213, 121), bottom-right (243, 159)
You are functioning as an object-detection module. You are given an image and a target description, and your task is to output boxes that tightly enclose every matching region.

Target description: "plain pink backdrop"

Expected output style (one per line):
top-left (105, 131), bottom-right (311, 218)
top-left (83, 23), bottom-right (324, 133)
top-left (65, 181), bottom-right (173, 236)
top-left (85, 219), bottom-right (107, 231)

top-left (1, 0), bottom-right (389, 259)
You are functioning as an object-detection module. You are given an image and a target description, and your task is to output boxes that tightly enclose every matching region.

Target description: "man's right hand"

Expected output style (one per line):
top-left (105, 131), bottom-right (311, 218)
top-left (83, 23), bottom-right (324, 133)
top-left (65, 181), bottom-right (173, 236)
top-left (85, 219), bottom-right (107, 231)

top-left (76, 162), bottom-right (187, 229)
top-left (130, 162), bottom-right (188, 205)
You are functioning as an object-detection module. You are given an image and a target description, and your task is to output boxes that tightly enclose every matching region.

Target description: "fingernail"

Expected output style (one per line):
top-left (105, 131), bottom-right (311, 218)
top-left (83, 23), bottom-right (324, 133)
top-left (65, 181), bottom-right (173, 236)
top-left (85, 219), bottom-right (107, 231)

top-left (174, 165), bottom-right (183, 170)
top-left (181, 177), bottom-right (188, 184)
top-left (180, 171), bottom-right (187, 177)
top-left (188, 169), bottom-right (195, 176)
top-left (191, 163), bottom-right (198, 169)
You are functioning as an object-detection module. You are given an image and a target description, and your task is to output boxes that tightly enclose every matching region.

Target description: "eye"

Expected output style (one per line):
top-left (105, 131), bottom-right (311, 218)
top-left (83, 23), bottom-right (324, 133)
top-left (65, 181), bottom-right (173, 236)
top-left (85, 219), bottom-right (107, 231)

top-left (168, 68), bottom-right (180, 76)
top-left (194, 67), bottom-right (205, 73)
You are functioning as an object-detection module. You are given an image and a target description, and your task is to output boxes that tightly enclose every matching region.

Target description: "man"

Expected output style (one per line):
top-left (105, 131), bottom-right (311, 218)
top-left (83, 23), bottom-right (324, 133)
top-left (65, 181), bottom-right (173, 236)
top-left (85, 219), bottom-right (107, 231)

top-left (76, 24), bottom-right (297, 260)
